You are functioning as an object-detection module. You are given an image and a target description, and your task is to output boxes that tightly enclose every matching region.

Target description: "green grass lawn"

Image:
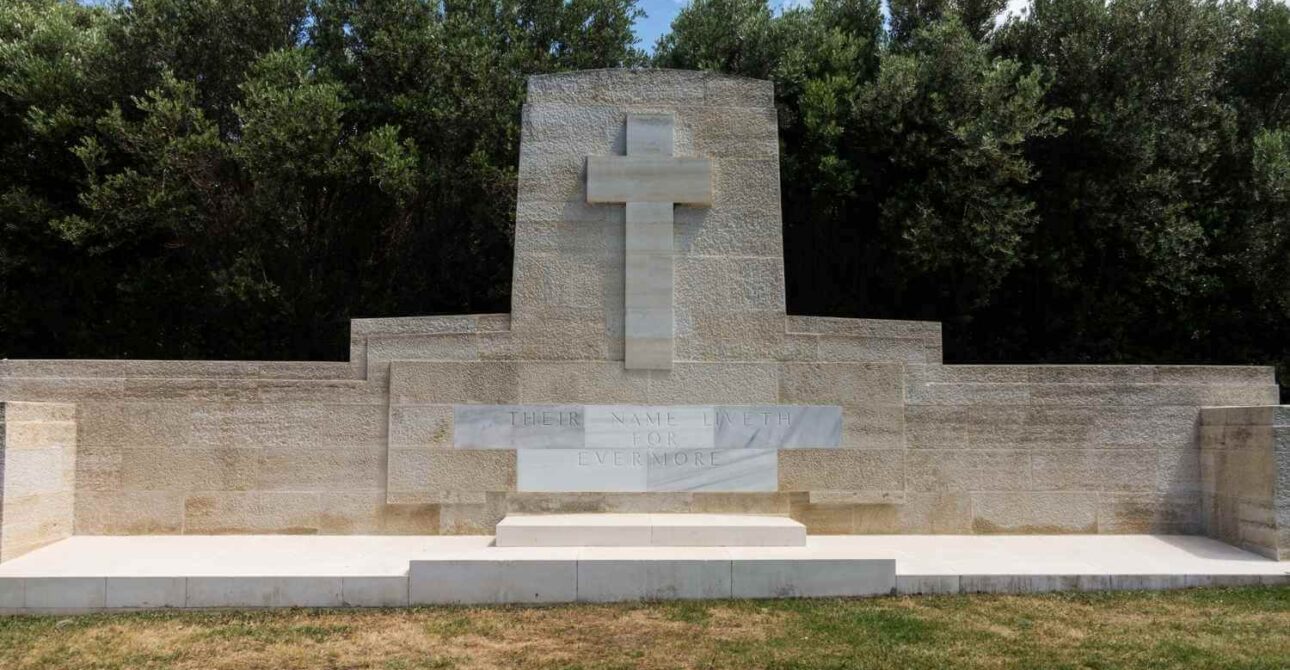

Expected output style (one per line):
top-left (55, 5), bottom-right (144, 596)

top-left (1, 587), bottom-right (1287, 669)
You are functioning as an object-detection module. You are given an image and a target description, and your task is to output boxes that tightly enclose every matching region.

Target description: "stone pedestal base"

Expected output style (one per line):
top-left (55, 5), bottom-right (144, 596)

top-left (494, 513), bottom-right (807, 547)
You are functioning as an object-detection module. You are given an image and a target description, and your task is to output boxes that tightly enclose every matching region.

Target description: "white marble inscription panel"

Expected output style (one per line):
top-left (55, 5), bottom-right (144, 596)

top-left (453, 405), bottom-right (841, 450)
top-left (453, 405), bottom-right (583, 449)
top-left (517, 449), bottom-right (648, 493)
top-left (584, 405), bottom-right (715, 450)
top-left (712, 405), bottom-right (843, 449)
top-left (645, 448), bottom-right (778, 492)
top-left (515, 448), bottom-right (778, 492)
top-left (455, 404), bottom-right (838, 493)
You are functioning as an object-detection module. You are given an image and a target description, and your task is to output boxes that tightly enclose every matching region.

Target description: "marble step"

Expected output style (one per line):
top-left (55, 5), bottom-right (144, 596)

top-left (410, 548), bottom-right (894, 603)
top-left (494, 513), bottom-right (807, 547)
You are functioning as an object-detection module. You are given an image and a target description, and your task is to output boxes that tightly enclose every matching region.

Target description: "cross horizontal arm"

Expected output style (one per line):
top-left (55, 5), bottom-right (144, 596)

top-left (586, 156), bottom-right (713, 205)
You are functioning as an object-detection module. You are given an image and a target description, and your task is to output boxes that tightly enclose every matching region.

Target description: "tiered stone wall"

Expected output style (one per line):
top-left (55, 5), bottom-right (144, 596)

top-left (0, 402), bottom-right (76, 560)
top-left (1199, 406), bottom-right (1289, 559)
top-left (0, 315), bottom-right (1280, 538)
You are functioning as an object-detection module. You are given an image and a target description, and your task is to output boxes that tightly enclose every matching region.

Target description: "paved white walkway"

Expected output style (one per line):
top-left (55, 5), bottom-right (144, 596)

top-left (0, 535), bottom-right (1284, 612)
top-left (1, 534), bottom-right (1283, 578)
top-left (0, 535), bottom-right (480, 577)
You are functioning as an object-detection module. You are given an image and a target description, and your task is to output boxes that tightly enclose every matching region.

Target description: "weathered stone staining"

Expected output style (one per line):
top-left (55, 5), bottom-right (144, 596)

top-left (585, 113), bottom-right (713, 369)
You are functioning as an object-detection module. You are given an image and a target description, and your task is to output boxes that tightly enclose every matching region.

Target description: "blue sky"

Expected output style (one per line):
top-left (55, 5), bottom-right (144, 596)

top-left (634, 0), bottom-right (684, 50)
top-left (633, 0), bottom-right (817, 51)
top-left (633, 0), bottom-right (816, 50)
top-left (633, 0), bottom-right (1037, 51)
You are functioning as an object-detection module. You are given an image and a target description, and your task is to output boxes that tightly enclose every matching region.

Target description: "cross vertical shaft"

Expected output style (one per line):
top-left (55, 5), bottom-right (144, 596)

top-left (625, 201), bottom-right (674, 368)
top-left (624, 114), bottom-right (676, 370)
top-left (586, 113), bottom-right (712, 370)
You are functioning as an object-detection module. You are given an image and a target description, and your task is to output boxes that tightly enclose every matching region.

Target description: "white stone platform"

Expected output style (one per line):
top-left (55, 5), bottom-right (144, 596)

top-left (0, 535), bottom-right (1285, 613)
top-left (495, 514), bottom-right (807, 547)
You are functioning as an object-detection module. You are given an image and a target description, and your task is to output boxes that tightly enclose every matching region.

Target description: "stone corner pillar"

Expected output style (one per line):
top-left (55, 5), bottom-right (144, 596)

top-left (1198, 405), bottom-right (1290, 560)
top-left (0, 401), bottom-right (77, 562)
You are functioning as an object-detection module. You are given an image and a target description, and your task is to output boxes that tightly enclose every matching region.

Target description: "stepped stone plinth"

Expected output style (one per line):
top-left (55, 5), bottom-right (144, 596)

top-left (494, 513), bottom-right (807, 547)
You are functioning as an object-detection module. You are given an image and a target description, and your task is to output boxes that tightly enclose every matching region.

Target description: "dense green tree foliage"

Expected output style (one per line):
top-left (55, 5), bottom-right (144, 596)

top-left (661, 0), bottom-right (1290, 394)
top-left (1, 0), bottom-right (1286, 395)
top-left (1, 0), bottom-right (642, 358)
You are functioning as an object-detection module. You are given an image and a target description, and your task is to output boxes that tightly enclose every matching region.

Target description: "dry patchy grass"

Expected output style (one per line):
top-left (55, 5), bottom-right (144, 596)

top-left (0, 587), bottom-right (1287, 669)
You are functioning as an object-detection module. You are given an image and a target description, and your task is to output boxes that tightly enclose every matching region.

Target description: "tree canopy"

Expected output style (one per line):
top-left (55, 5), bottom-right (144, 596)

top-left (1, 0), bottom-right (1287, 396)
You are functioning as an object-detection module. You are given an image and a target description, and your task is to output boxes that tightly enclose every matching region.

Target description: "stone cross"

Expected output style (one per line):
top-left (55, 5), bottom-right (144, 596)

top-left (586, 113), bottom-right (712, 370)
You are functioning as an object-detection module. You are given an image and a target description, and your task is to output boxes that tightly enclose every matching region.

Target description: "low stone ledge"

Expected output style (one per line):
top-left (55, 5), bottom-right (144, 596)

top-left (0, 360), bottom-right (357, 381)
top-left (906, 380), bottom-right (1278, 407)
top-left (908, 364), bottom-right (1277, 387)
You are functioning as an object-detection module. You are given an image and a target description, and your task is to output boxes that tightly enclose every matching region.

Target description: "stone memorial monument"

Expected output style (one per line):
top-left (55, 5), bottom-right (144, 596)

top-left (0, 68), bottom-right (1286, 573)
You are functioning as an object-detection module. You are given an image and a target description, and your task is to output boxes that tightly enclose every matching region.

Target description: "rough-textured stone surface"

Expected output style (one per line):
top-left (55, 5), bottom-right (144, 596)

top-left (388, 405), bottom-right (454, 449)
top-left (780, 363), bottom-right (904, 406)
top-left (392, 362), bottom-right (520, 405)
top-left (317, 493), bottom-right (439, 534)
top-left (418, 450), bottom-right (516, 495)
top-left (1097, 493), bottom-right (1199, 534)
top-left (75, 491), bottom-right (184, 535)
top-left (906, 451), bottom-right (1032, 492)
top-left (182, 491), bottom-right (324, 534)
top-left (1031, 451), bottom-right (1158, 492)
top-left (901, 493), bottom-right (973, 534)
top-left (971, 492), bottom-right (1099, 534)
top-left (778, 450), bottom-right (903, 491)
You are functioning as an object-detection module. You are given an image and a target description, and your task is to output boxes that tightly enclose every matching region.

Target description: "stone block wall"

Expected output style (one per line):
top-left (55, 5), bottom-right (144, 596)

top-left (372, 318), bottom-right (1278, 535)
top-left (891, 365), bottom-right (1277, 536)
top-left (0, 314), bottom-right (1282, 540)
top-left (1199, 406), bottom-right (1290, 559)
top-left (0, 359), bottom-right (436, 538)
top-left (0, 402), bottom-right (76, 560)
